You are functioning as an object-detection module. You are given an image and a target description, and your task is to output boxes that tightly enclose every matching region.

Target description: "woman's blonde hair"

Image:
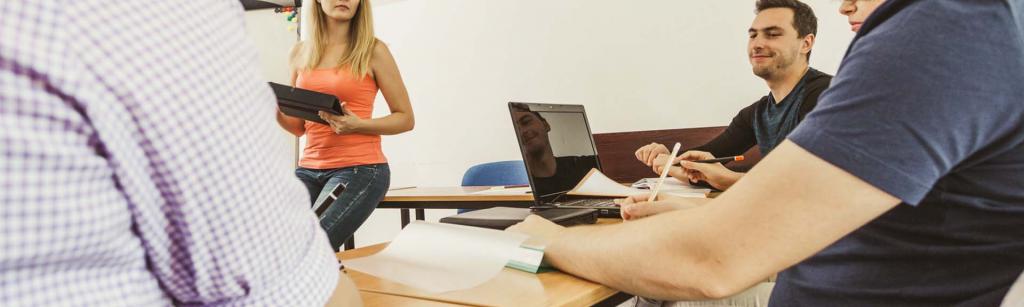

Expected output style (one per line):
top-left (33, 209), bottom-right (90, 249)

top-left (294, 0), bottom-right (377, 78)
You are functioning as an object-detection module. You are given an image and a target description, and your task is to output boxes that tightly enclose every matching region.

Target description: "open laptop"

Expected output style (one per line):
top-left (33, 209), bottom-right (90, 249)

top-left (508, 102), bottom-right (620, 216)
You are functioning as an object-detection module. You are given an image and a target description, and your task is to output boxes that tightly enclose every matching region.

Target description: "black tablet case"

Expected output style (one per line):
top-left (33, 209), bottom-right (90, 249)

top-left (270, 82), bottom-right (342, 125)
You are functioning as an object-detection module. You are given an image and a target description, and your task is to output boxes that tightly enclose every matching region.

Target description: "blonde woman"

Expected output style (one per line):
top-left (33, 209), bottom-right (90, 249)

top-left (277, 0), bottom-right (413, 251)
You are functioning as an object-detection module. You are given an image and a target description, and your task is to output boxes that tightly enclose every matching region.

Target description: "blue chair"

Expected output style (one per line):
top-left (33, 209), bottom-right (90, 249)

top-left (458, 160), bottom-right (529, 213)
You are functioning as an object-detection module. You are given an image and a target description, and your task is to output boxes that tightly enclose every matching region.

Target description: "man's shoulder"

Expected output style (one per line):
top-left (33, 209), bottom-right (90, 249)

top-left (867, 0), bottom-right (1017, 37)
top-left (737, 96), bottom-right (771, 120)
top-left (805, 68), bottom-right (833, 91)
top-left (747, 95), bottom-right (771, 109)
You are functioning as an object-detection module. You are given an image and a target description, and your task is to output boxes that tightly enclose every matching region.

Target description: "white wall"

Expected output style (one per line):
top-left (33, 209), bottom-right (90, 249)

top-left (245, 9), bottom-right (302, 171)
top-left (250, 1), bottom-right (858, 247)
top-left (371, 0), bottom-right (854, 186)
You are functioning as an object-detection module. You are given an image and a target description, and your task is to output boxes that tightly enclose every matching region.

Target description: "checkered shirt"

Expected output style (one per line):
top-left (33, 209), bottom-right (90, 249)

top-left (1, 1), bottom-right (338, 306)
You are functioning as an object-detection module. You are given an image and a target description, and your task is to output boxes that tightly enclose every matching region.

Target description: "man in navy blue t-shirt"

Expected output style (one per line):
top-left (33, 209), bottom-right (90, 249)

top-left (508, 1), bottom-right (1024, 305)
top-left (767, 0), bottom-right (1024, 305)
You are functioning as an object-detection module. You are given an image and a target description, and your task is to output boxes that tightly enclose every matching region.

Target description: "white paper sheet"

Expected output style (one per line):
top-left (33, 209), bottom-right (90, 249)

top-left (632, 177), bottom-right (712, 192)
top-left (1003, 270), bottom-right (1024, 306)
top-left (343, 222), bottom-right (529, 293)
top-left (568, 169), bottom-right (708, 198)
top-left (470, 186), bottom-right (532, 195)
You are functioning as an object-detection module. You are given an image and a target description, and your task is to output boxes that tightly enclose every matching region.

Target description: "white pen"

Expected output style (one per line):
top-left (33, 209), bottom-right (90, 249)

top-left (648, 142), bottom-right (681, 202)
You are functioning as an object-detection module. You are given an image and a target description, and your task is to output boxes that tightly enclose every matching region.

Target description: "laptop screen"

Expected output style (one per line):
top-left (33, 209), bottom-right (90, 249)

top-left (509, 102), bottom-right (601, 204)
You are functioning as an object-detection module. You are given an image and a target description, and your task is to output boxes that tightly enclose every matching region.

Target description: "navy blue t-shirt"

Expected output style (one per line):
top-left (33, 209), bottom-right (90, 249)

top-left (772, 0), bottom-right (1024, 306)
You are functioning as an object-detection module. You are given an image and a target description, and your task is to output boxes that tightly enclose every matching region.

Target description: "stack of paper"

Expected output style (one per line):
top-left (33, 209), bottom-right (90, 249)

top-left (567, 169), bottom-right (709, 198)
top-left (632, 177), bottom-right (711, 192)
top-left (470, 186), bottom-right (532, 195)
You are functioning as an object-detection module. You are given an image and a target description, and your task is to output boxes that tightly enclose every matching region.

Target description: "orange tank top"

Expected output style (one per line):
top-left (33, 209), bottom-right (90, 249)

top-left (295, 68), bottom-right (386, 169)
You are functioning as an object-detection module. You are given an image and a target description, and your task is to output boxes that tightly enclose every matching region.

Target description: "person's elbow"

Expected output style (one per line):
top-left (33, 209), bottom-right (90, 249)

top-left (692, 277), bottom-right (741, 300)
top-left (655, 258), bottom-right (749, 300)
top-left (656, 274), bottom-right (742, 301)
top-left (283, 124), bottom-right (305, 137)
top-left (276, 113), bottom-right (306, 137)
top-left (397, 112), bottom-right (414, 133)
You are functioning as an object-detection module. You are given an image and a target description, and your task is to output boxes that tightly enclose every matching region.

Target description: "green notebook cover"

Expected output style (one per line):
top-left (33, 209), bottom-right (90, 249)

top-left (506, 243), bottom-right (553, 273)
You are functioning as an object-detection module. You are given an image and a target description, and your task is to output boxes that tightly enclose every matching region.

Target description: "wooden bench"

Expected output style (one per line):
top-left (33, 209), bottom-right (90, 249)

top-left (593, 127), bottom-right (762, 183)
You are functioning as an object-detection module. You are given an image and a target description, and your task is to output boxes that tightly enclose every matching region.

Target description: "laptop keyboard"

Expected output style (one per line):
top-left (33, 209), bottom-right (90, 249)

top-left (557, 198), bottom-right (617, 208)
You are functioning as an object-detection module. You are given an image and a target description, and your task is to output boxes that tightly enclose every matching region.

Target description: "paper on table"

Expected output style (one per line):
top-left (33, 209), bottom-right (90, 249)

top-left (567, 169), bottom-right (708, 198)
top-left (343, 221), bottom-right (529, 293)
top-left (632, 178), bottom-right (712, 192)
top-left (470, 186), bottom-right (532, 195)
top-left (1003, 270), bottom-right (1024, 306)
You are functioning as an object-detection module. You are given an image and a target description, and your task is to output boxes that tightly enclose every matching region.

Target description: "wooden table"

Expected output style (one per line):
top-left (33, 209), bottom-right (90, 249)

top-left (339, 243), bottom-right (630, 306)
top-left (381, 187), bottom-right (535, 228)
top-left (359, 291), bottom-right (464, 306)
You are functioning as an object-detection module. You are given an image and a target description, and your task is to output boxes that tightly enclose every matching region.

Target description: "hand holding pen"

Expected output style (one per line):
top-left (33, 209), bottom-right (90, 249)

top-left (648, 143), bottom-right (682, 202)
top-left (670, 150), bottom-right (745, 190)
top-left (616, 193), bottom-right (709, 221)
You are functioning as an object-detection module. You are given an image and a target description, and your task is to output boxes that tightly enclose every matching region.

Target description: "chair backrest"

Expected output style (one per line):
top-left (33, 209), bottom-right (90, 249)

top-left (461, 160), bottom-right (530, 186)
top-left (593, 127), bottom-right (762, 183)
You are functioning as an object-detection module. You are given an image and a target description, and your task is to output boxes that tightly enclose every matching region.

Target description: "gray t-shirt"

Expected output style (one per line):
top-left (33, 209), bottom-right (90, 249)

top-left (773, 0), bottom-right (1024, 306)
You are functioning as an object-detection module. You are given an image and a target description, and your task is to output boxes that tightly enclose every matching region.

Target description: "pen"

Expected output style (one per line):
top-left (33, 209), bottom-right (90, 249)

top-left (648, 143), bottom-right (682, 202)
top-left (678, 155), bottom-right (744, 165)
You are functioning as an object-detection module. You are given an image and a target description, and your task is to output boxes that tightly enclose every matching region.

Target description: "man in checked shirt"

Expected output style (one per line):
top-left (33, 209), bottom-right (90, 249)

top-left (0, 1), bottom-right (359, 306)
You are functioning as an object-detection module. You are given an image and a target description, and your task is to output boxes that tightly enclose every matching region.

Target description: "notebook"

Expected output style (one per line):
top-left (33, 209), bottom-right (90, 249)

top-left (508, 102), bottom-right (622, 215)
